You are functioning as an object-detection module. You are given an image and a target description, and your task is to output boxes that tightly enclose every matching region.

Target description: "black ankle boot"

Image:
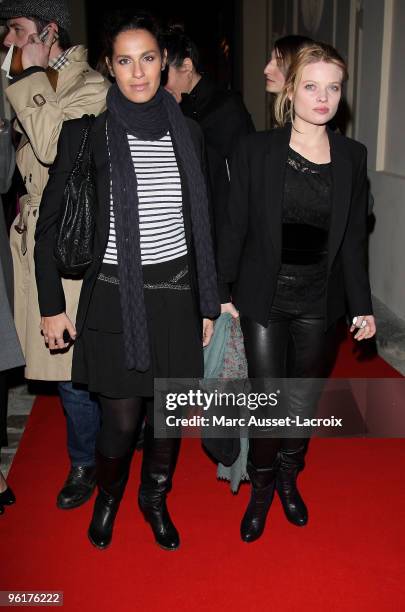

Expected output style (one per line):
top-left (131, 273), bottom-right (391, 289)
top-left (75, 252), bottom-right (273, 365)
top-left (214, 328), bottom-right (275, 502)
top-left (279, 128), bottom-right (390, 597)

top-left (138, 425), bottom-right (180, 551)
top-left (240, 459), bottom-right (278, 543)
top-left (276, 445), bottom-right (308, 527)
top-left (88, 450), bottom-right (130, 550)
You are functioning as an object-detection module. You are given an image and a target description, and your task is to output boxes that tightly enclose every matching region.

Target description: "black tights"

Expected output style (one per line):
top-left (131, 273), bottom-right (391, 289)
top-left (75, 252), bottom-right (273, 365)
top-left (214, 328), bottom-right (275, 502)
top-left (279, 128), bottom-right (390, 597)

top-left (97, 396), bottom-right (153, 458)
top-left (241, 310), bottom-right (337, 469)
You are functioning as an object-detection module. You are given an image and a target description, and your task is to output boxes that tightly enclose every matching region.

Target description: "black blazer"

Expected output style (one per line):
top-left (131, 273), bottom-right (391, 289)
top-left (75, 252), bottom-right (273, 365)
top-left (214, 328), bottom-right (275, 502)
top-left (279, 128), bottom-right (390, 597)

top-left (181, 75), bottom-right (255, 236)
top-left (34, 111), bottom-right (208, 336)
top-left (217, 123), bottom-right (373, 328)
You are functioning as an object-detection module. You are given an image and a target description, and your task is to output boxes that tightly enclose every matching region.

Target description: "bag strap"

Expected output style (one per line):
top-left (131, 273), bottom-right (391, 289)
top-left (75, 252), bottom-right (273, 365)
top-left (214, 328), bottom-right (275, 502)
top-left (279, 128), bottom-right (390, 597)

top-left (73, 114), bottom-right (95, 169)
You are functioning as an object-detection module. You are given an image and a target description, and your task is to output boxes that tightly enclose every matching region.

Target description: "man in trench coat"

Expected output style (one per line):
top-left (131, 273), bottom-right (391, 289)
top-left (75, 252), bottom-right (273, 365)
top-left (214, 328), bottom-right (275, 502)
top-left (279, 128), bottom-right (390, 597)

top-left (0, 0), bottom-right (110, 509)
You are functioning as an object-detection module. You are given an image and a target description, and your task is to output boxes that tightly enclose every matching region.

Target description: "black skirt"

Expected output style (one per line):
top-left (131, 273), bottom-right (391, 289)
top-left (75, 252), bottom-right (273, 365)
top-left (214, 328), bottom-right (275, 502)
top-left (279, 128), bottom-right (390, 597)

top-left (72, 255), bottom-right (203, 398)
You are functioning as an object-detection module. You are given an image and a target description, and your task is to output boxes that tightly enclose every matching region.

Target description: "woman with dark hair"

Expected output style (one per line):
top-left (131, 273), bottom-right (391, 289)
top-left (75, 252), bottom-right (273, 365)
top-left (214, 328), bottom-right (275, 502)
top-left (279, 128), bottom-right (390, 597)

top-left (35, 11), bottom-right (219, 551)
top-left (163, 25), bottom-right (254, 236)
top-left (219, 42), bottom-right (375, 542)
top-left (264, 35), bottom-right (313, 96)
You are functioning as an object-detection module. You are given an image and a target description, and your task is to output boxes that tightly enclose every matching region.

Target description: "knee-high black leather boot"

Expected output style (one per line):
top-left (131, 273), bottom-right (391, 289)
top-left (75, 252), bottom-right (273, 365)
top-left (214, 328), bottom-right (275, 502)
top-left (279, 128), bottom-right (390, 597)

top-left (240, 457), bottom-right (279, 543)
top-left (88, 449), bottom-right (130, 550)
top-left (276, 444), bottom-right (308, 526)
top-left (138, 424), bottom-right (181, 551)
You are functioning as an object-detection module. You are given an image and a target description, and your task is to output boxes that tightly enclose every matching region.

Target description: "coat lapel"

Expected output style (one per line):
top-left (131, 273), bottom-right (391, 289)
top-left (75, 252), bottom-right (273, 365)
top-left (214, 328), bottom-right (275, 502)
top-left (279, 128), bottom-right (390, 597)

top-left (91, 112), bottom-right (110, 253)
top-left (327, 127), bottom-right (352, 271)
top-left (264, 124), bottom-right (291, 262)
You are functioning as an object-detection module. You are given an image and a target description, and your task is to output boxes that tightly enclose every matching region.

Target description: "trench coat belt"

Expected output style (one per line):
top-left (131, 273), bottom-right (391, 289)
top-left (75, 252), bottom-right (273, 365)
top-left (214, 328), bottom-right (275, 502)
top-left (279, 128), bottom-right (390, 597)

top-left (14, 194), bottom-right (41, 256)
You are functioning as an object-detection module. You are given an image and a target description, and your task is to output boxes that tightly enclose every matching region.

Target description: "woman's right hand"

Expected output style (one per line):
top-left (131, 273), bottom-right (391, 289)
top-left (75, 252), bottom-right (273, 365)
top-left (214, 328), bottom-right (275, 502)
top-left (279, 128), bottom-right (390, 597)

top-left (221, 302), bottom-right (239, 318)
top-left (40, 313), bottom-right (77, 350)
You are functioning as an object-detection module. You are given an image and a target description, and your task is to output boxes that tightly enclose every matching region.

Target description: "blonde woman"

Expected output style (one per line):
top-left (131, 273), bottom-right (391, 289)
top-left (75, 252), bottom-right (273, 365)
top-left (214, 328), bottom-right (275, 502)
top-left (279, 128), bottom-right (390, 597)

top-left (219, 42), bottom-right (375, 542)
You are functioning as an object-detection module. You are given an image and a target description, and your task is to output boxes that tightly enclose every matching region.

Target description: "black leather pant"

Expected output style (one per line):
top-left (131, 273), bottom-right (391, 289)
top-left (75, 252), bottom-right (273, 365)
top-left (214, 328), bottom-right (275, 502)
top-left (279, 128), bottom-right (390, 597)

top-left (240, 302), bottom-right (337, 468)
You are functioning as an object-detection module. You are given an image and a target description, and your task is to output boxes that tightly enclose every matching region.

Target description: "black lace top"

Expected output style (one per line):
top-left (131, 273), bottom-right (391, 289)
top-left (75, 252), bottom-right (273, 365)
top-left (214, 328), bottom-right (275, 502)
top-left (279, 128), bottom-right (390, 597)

top-left (275, 147), bottom-right (332, 310)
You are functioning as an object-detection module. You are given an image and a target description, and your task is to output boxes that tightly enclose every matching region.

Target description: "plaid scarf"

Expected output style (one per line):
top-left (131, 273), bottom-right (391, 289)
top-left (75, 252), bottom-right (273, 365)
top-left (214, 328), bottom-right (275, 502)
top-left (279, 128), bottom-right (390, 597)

top-left (48, 45), bottom-right (79, 71)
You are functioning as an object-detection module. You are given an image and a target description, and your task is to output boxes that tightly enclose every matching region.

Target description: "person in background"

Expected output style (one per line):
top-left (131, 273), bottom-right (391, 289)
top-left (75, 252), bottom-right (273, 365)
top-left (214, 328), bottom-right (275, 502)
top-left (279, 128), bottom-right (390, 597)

top-left (264, 35), bottom-right (314, 95)
top-left (219, 42), bottom-right (375, 542)
top-left (0, 0), bottom-right (109, 510)
top-left (264, 34), bottom-right (313, 124)
top-left (163, 25), bottom-right (255, 237)
top-left (0, 116), bottom-right (25, 515)
top-left (35, 11), bottom-right (219, 551)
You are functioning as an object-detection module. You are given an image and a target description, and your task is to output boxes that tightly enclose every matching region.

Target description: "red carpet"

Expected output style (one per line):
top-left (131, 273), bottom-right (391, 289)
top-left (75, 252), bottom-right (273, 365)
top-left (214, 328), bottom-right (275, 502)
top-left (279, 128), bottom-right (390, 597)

top-left (1, 335), bottom-right (405, 611)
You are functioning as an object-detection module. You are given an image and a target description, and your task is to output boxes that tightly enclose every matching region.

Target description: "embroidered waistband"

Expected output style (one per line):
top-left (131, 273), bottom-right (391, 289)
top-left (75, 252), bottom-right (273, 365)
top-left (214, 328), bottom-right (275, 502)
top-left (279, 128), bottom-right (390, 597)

top-left (97, 267), bottom-right (190, 290)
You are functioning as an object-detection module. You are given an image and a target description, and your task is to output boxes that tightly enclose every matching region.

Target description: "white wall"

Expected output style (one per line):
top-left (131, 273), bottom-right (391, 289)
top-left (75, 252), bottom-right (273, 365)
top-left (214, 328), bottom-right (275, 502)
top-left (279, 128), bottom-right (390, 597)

top-left (359, 0), bottom-right (405, 320)
top-left (384, 0), bottom-right (405, 176)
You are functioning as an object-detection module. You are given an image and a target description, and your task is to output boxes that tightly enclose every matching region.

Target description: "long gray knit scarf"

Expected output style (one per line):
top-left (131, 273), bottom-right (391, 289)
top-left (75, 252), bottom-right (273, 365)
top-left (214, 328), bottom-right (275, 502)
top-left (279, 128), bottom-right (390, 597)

top-left (106, 84), bottom-right (219, 371)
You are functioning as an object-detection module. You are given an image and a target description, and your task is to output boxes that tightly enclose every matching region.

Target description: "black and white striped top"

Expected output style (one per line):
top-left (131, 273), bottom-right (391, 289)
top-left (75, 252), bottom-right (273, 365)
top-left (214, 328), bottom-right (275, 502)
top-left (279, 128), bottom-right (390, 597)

top-left (103, 131), bottom-right (187, 266)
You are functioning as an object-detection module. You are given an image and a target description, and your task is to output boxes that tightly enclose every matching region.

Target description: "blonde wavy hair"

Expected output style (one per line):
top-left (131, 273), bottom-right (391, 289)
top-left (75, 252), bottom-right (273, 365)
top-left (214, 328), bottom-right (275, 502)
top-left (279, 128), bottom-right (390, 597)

top-left (274, 42), bottom-right (348, 127)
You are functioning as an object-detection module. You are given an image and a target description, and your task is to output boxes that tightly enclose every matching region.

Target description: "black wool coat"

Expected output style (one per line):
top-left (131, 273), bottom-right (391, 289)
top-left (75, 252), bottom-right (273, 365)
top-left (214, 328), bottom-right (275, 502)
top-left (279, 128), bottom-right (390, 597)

top-left (34, 111), bottom-right (219, 379)
top-left (181, 75), bottom-right (255, 237)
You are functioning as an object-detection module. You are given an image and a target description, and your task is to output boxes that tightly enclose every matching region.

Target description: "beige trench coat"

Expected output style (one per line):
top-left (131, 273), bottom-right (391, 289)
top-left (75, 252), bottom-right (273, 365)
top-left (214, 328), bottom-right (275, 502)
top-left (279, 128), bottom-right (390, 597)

top-left (7, 46), bottom-right (110, 380)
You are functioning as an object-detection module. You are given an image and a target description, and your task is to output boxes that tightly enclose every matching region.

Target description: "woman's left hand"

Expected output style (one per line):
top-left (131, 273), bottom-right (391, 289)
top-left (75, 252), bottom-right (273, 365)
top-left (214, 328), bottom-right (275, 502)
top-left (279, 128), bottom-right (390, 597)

top-left (350, 315), bottom-right (376, 341)
top-left (202, 318), bottom-right (214, 347)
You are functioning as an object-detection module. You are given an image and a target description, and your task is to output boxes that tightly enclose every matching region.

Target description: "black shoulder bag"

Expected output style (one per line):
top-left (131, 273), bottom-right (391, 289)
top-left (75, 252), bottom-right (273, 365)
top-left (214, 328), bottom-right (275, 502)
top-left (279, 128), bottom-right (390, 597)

top-left (54, 114), bottom-right (97, 276)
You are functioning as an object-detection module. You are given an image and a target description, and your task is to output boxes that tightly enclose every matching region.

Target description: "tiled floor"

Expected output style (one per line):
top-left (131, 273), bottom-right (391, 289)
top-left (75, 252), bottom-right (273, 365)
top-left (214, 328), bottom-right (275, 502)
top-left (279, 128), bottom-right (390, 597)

top-left (2, 297), bottom-right (405, 479)
top-left (373, 297), bottom-right (405, 376)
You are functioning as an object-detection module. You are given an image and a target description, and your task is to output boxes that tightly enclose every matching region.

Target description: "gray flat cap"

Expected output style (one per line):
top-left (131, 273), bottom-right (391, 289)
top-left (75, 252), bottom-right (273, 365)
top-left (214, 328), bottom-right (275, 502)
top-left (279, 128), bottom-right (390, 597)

top-left (0, 0), bottom-right (71, 31)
